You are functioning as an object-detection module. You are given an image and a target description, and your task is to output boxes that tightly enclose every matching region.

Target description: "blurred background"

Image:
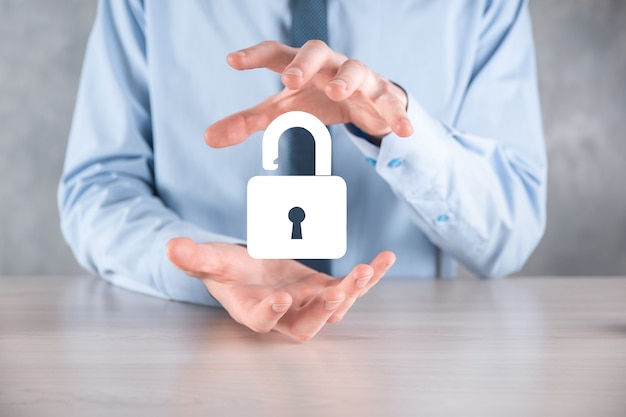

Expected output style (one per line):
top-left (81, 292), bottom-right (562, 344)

top-left (1, 0), bottom-right (625, 277)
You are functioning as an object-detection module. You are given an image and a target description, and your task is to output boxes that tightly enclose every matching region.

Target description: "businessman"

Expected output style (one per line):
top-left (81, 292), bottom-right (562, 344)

top-left (59, 0), bottom-right (546, 340)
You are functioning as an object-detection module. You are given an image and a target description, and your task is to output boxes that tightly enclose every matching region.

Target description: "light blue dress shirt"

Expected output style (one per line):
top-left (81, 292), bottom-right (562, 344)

top-left (59, 0), bottom-right (547, 306)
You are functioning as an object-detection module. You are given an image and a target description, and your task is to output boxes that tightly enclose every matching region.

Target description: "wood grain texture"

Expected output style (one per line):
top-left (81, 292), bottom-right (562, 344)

top-left (1, 276), bottom-right (625, 417)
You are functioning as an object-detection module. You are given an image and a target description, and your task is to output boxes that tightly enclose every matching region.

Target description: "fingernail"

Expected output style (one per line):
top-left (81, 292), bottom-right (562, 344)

top-left (284, 67), bottom-right (303, 78)
top-left (324, 300), bottom-right (343, 310)
top-left (227, 51), bottom-right (245, 62)
top-left (400, 118), bottom-right (412, 128)
top-left (356, 277), bottom-right (370, 288)
top-left (329, 79), bottom-right (347, 89)
top-left (272, 303), bottom-right (290, 313)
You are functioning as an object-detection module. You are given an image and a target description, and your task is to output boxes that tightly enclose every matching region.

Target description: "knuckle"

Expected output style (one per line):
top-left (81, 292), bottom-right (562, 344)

top-left (381, 81), bottom-right (396, 96)
top-left (241, 112), bottom-right (268, 135)
top-left (262, 40), bottom-right (280, 48)
top-left (304, 39), bottom-right (328, 49)
top-left (371, 93), bottom-right (385, 106)
top-left (347, 59), bottom-right (365, 71)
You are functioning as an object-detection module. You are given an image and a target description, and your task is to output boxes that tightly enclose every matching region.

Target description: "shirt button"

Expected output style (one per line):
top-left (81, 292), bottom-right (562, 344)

top-left (387, 158), bottom-right (403, 168)
top-left (436, 214), bottom-right (450, 222)
top-left (365, 157), bottom-right (377, 166)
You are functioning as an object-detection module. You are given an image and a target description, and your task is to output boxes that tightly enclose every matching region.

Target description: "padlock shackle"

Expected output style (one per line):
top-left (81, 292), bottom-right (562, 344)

top-left (262, 111), bottom-right (331, 176)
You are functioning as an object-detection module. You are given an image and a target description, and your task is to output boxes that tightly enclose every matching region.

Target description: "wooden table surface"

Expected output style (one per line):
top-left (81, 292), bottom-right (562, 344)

top-left (1, 276), bottom-right (625, 417)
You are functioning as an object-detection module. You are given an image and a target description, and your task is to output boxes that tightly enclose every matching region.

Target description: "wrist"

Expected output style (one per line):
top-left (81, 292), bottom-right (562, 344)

top-left (345, 123), bottom-right (384, 147)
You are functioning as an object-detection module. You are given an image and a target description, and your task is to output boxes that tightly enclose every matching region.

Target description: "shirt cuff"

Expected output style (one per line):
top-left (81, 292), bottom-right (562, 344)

top-left (344, 92), bottom-right (448, 197)
top-left (343, 93), bottom-right (484, 253)
top-left (343, 123), bottom-right (382, 162)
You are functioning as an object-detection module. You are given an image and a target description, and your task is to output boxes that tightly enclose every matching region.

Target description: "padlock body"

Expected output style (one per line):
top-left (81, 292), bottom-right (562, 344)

top-left (247, 175), bottom-right (347, 259)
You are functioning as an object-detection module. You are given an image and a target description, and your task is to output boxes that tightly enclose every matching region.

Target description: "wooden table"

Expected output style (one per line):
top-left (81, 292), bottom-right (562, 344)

top-left (1, 276), bottom-right (625, 417)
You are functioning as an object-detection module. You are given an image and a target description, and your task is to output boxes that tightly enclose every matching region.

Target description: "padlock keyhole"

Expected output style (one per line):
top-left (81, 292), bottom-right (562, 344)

top-left (288, 206), bottom-right (305, 239)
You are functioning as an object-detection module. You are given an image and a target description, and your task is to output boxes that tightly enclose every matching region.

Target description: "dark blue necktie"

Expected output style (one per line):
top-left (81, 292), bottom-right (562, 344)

top-left (288, 0), bottom-right (328, 177)
top-left (291, 0), bottom-right (328, 49)
top-left (289, 0), bottom-right (332, 275)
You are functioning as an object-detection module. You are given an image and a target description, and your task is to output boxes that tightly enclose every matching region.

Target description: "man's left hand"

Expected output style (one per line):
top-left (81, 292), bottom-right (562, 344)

top-left (204, 40), bottom-right (413, 148)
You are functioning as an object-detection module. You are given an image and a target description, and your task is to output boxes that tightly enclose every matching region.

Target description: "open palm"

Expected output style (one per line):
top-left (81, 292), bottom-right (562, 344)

top-left (167, 238), bottom-right (395, 341)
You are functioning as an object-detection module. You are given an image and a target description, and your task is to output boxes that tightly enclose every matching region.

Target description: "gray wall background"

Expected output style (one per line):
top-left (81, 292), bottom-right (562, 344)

top-left (1, 0), bottom-right (625, 276)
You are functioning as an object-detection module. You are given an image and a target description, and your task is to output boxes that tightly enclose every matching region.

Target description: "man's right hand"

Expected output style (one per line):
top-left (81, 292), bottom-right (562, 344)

top-left (166, 238), bottom-right (395, 341)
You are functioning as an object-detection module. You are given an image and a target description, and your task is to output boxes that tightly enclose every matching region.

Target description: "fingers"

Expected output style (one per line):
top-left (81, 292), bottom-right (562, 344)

top-left (281, 40), bottom-right (342, 90)
top-left (326, 263), bottom-right (374, 323)
top-left (275, 285), bottom-right (346, 341)
top-left (324, 59), bottom-right (367, 101)
top-left (327, 251), bottom-right (396, 322)
top-left (281, 40), bottom-right (412, 137)
top-left (241, 292), bottom-right (294, 334)
top-left (359, 251), bottom-right (396, 295)
top-left (204, 106), bottom-right (273, 148)
top-left (370, 83), bottom-right (414, 137)
top-left (221, 251), bottom-right (394, 341)
top-left (228, 40), bottom-right (345, 92)
top-left (274, 251), bottom-right (396, 339)
top-left (227, 40), bottom-right (297, 73)
top-left (280, 41), bottom-right (412, 137)
top-left (215, 39), bottom-right (413, 149)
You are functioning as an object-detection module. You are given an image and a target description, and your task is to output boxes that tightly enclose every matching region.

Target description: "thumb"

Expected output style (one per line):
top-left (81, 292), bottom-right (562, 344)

top-left (167, 239), bottom-right (250, 279)
top-left (204, 106), bottom-right (274, 148)
top-left (166, 237), bottom-right (204, 274)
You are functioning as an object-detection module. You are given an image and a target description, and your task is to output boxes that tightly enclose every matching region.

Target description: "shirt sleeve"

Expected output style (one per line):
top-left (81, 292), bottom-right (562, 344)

top-left (345, 0), bottom-right (547, 277)
top-left (58, 0), bottom-right (237, 306)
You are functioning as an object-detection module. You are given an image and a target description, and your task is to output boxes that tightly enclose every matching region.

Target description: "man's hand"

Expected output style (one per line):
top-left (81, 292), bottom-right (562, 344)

top-left (205, 40), bottom-right (413, 148)
top-left (166, 238), bottom-right (395, 341)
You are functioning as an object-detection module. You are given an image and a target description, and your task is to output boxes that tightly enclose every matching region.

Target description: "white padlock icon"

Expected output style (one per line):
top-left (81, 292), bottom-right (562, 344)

top-left (247, 111), bottom-right (347, 259)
